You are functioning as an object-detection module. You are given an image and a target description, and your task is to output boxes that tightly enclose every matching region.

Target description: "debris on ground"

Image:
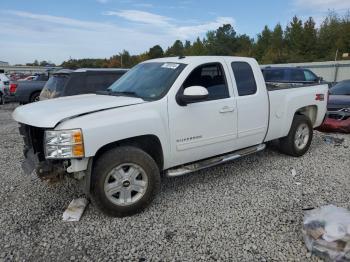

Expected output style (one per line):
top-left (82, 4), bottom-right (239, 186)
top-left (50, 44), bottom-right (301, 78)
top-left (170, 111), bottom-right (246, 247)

top-left (323, 135), bottom-right (345, 146)
top-left (62, 198), bottom-right (89, 222)
top-left (303, 205), bottom-right (350, 261)
top-left (291, 168), bottom-right (297, 177)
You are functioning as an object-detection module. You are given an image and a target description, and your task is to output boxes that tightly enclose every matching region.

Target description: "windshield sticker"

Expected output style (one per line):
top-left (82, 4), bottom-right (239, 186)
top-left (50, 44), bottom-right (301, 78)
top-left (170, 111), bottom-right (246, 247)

top-left (161, 63), bottom-right (180, 69)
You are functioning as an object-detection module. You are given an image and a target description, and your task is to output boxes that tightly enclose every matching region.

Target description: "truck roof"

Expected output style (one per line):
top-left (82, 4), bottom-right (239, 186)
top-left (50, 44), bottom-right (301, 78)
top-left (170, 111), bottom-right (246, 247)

top-left (74, 68), bottom-right (129, 73)
top-left (145, 56), bottom-right (257, 64)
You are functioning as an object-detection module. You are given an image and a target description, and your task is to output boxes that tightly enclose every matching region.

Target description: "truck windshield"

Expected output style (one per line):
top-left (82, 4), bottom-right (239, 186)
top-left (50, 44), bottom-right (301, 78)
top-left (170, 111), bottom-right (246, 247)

top-left (108, 62), bottom-right (186, 100)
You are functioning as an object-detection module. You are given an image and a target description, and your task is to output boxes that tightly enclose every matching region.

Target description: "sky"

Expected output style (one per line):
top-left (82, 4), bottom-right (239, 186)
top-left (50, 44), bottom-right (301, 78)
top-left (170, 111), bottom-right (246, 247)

top-left (0, 0), bottom-right (350, 65)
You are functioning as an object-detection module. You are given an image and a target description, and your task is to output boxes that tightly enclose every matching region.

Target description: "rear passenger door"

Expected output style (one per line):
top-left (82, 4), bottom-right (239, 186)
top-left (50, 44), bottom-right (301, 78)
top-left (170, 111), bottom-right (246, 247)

top-left (227, 59), bottom-right (269, 149)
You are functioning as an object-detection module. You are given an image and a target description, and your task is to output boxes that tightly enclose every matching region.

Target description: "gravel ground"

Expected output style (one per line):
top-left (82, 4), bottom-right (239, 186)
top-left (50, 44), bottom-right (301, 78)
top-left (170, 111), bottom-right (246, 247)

top-left (0, 102), bottom-right (349, 261)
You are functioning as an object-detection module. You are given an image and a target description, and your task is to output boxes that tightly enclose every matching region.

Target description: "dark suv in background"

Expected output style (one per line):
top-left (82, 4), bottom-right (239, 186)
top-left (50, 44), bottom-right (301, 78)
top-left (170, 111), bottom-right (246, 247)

top-left (262, 67), bottom-right (326, 87)
top-left (40, 68), bottom-right (128, 100)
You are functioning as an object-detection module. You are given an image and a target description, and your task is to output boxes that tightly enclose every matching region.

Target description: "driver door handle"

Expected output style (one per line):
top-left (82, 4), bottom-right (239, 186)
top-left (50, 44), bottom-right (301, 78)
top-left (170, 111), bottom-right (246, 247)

top-left (219, 106), bottom-right (235, 113)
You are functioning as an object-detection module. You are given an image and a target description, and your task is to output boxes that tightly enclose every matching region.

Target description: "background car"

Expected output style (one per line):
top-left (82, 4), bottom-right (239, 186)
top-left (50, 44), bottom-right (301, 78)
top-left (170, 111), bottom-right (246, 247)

top-left (10, 73), bottom-right (49, 104)
top-left (328, 80), bottom-right (350, 111)
top-left (39, 68), bottom-right (128, 100)
top-left (19, 75), bottom-right (36, 81)
top-left (262, 67), bottom-right (327, 86)
top-left (0, 73), bottom-right (10, 104)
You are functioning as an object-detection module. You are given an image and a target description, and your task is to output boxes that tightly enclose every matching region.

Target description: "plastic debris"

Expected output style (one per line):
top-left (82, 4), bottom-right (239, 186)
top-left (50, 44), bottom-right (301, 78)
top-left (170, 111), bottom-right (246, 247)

top-left (323, 135), bottom-right (345, 146)
top-left (291, 168), bottom-right (297, 177)
top-left (303, 205), bottom-right (350, 261)
top-left (62, 198), bottom-right (89, 222)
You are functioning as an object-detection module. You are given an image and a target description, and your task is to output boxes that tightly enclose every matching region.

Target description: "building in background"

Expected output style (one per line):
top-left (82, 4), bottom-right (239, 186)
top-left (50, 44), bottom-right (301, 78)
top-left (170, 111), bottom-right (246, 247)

top-left (0, 61), bottom-right (9, 66)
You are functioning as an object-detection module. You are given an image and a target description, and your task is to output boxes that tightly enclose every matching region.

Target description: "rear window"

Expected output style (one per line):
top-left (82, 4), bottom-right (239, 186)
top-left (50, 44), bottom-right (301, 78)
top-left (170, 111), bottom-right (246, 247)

top-left (231, 62), bottom-right (257, 96)
top-left (65, 73), bottom-right (124, 96)
top-left (85, 73), bottom-right (123, 93)
top-left (40, 75), bottom-right (69, 99)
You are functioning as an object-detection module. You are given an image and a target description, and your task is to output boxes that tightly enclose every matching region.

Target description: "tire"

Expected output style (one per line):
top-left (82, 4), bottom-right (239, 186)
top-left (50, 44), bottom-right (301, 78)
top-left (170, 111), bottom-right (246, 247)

top-left (91, 146), bottom-right (160, 217)
top-left (279, 114), bottom-right (313, 157)
top-left (0, 93), bottom-right (4, 105)
top-left (29, 92), bottom-right (40, 103)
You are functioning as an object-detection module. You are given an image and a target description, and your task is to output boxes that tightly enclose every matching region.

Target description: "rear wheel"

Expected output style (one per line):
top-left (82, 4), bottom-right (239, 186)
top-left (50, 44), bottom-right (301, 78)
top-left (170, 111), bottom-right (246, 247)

top-left (91, 146), bottom-right (160, 217)
top-left (30, 92), bottom-right (40, 103)
top-left (279, 115), bottom-right (313, 157)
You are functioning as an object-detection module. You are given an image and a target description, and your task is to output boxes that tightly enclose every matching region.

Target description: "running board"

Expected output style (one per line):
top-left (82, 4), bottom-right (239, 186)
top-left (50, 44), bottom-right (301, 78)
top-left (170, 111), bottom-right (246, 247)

top-left (165, 144), bottom-right (266, 177)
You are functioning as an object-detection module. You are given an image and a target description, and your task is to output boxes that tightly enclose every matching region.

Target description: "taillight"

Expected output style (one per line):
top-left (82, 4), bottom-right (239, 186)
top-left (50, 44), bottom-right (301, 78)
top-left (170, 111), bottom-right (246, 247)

top-left (9, 83), bottom-right (17, 93)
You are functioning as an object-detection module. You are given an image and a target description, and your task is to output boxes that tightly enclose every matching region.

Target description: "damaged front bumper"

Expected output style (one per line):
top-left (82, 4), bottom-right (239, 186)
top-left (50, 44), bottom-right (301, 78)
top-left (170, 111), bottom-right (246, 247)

top-left (22, 147), bottom-right (66, 181)
top-left (19, 123), bottom-right (90, 181)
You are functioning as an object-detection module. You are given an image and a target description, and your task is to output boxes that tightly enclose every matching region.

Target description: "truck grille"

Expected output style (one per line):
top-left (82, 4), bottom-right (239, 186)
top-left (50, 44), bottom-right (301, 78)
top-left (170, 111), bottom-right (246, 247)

top-left (19, 124), bottom-right (45, 161)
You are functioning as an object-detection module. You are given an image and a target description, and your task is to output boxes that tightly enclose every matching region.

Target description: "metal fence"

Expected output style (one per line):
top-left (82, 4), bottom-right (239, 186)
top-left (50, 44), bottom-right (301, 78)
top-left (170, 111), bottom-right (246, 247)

top-left (262, 60), bottom-right (350, 83)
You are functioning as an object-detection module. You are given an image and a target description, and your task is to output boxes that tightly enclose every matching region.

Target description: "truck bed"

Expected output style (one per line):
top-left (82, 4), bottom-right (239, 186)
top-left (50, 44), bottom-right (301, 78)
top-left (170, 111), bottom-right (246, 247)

top-left (264, 83), bottom-right (328, 142)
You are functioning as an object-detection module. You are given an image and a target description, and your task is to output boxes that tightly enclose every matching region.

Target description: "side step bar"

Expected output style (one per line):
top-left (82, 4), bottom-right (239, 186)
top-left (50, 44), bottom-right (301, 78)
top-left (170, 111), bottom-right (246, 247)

top-left (165, 144), bottom-right (266, 177)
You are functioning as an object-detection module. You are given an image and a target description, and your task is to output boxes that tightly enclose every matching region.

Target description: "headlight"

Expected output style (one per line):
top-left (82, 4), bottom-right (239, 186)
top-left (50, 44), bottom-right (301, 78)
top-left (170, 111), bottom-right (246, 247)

top-left (44, 129), bottom-right (84, 159)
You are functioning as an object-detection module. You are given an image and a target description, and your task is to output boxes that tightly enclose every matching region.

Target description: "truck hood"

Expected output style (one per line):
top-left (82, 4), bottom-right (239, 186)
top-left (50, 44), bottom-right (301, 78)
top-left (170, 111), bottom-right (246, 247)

top-left (12, 94), bottom-right (145, 128)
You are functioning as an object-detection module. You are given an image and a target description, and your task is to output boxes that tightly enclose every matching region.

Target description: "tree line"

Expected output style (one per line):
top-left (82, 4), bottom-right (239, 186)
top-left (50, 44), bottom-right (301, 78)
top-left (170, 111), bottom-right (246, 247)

top-left (60, 11), bottom-right (350, 69)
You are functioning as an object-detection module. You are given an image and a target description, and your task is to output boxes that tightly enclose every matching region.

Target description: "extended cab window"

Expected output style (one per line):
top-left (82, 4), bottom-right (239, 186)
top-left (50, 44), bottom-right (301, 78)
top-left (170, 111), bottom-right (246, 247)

top-left (231, 62), bottom-right (257, 96)
top-left (183, 63), bottom-right (229, 101)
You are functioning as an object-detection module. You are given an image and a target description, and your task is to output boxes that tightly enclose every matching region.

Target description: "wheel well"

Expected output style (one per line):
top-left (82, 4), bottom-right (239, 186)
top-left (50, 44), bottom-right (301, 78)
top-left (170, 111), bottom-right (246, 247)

top-left (93, 135), bottom-right (164, 170)
top-left (295, 105), bottom-right (318, 126)
top-left (30, 91), bottom-right (41, 98)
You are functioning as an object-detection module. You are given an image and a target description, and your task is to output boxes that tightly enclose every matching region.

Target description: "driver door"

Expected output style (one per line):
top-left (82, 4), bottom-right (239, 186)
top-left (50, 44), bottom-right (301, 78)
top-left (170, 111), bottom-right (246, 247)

top-left (167, 62), bottom-right (238, 167)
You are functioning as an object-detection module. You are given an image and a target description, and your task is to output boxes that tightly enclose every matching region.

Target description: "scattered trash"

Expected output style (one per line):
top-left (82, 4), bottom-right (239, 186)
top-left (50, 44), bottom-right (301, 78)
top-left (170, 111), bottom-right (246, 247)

top-left (303, 205), bottom-right (350, 261)
top-left (291, 168), bottom-right (297, 177)
top-left (295, 182), bottom-right (302, 186)
top-left (62, 198), bottom-right (89, 222)
top-left (323, 135), bottom-right (345, 146)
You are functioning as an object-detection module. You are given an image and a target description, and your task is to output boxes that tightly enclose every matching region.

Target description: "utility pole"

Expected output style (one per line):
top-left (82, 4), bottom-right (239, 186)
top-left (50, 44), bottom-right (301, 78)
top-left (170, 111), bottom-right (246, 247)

top-left (334, 49), bottom-right (339, 83)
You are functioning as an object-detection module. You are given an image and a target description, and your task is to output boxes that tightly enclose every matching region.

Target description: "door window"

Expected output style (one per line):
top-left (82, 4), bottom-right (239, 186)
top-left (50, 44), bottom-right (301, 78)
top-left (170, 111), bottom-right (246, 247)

top-left (183, 63), bottom-right (229, 101)
top-left (231, 62), bottom-right (257, 96)
top-left (304, 70), bottom-right (318, 82)
top-left (290, 69), bottom-right (305, 82)
top-left (263, 69), bottom-right (285, 82)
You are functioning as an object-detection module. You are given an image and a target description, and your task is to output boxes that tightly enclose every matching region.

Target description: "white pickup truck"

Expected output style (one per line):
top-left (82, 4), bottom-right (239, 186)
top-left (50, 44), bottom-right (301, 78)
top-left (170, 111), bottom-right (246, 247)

top-left (13, 56), bottom-right (328, 217)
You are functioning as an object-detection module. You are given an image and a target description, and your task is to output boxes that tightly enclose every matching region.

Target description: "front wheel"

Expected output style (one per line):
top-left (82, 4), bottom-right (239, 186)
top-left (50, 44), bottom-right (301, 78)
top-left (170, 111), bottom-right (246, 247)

top-left (91, 146), bottom-right (160, 217)
top-left (279, 115), bottom-right (313, 157)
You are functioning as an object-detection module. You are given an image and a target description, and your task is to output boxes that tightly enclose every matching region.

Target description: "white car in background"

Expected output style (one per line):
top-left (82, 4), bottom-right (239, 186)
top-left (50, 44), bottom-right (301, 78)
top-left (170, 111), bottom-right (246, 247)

top-left (0, 73), bottom-right (10, 104)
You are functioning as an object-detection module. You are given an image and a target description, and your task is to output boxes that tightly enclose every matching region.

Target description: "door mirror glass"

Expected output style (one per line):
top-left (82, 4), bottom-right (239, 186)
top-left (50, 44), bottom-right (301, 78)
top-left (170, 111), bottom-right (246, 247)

top-left (178, 86), bottom-right (208, 105)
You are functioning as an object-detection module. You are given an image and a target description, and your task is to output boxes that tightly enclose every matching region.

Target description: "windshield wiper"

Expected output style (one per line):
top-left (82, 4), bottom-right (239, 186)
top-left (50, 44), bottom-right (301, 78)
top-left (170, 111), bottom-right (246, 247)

top-left (95, 90), bottom-right (140, 98)
top-left (110, 91), bottom-right (139, 97)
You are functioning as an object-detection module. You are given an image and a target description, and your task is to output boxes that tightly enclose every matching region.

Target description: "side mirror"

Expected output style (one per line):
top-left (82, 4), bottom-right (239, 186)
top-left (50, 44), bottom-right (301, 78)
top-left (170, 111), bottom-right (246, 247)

top-left (318, 76), bottom-right (323, 83)
top-left (177, 86), bottom-right (209, 106)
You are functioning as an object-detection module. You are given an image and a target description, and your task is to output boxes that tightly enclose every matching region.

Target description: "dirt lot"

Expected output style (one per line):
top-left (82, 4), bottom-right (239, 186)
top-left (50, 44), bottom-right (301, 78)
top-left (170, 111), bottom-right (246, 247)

top-left (0, 103), bottom-right (349, 261)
